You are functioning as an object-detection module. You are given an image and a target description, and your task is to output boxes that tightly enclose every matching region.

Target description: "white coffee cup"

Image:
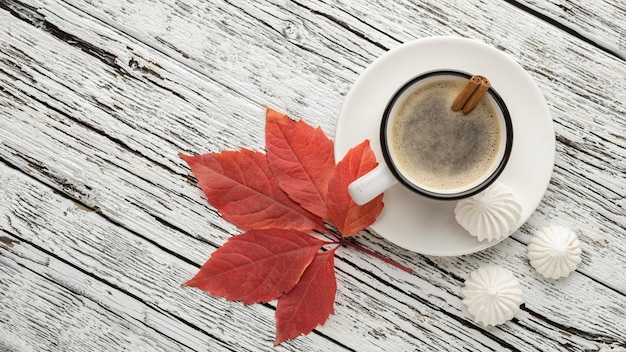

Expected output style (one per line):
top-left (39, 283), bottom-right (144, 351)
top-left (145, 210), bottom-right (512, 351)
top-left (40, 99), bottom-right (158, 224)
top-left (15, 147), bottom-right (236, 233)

top-left (348, 70), bottom-right (513, 205)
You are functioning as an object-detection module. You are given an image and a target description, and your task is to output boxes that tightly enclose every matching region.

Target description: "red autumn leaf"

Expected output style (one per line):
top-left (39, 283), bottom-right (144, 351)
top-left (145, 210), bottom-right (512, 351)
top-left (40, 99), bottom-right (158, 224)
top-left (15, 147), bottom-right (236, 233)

top-left (183, 229), bottom-right (327, 305)
top-left (180, 149), bottom-right (325, 232)
top-left (274, 247), bottom-right (338, 345)
top-left (180, 106), bottom-right (400, 346)
top-left (265, 106), bottom-right (335, 219)
top-left (326, 140), bottom-right (384, 237)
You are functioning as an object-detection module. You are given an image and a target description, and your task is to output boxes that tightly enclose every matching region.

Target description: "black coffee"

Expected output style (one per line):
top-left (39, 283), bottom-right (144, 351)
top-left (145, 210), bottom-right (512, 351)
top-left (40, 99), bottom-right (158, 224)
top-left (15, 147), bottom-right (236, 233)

top-left (389, 79), bottom-right (501, 191)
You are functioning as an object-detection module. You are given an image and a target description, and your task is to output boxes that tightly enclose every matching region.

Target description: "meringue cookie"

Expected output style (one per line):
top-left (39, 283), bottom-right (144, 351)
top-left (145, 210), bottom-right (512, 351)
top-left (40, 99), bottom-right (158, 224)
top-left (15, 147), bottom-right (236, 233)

top-left (462, 265), bottom-right (523, 326)
top-left (455, 182), bottom-right (522, 242)
top-left (527, 225), bottom-right (582, 279)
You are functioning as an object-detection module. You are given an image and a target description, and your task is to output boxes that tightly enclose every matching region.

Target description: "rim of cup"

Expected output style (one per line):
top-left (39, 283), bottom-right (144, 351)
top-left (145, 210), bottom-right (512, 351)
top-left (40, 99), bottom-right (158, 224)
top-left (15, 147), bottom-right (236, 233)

top-left (379, 70), bottom-right (514, 200)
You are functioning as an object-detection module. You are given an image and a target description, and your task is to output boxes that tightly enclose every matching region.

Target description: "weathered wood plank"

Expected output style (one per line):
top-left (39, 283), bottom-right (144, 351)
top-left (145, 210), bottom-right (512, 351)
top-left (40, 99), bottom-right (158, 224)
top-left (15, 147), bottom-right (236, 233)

top-left (0, 237), bottom-right (201, 352)
top-left (515, 0), bottom-right (626, 58)
top-left (0, 2), bottom-right (250, 265)
top-left (0, 165), bottom-right (348, 351)
top-left (341, 232), bottom-right (626, 350)
top-left (2, 162), bottom-right (625, 351)
top-left (5, 0), bottom-right (624, 290)
top-left (1, 0), bottom-right (625, 350)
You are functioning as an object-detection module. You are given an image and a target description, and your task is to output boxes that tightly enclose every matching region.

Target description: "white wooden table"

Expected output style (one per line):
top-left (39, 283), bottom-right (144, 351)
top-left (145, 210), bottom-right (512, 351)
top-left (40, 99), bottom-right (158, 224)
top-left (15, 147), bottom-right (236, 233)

top-left (1, 0), bottom-right (625, 351)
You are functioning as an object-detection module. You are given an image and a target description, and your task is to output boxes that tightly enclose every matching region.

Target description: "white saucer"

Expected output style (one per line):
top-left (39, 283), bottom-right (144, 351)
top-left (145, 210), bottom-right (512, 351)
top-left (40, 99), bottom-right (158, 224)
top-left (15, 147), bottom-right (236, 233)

top-left (334, 37), bottom-right (555, 256)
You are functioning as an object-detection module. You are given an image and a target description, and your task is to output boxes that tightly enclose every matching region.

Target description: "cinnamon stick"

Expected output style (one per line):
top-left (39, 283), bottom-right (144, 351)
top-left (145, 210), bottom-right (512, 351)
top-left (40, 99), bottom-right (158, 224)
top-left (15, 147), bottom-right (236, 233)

top-left (462, 77), bottom-right (491, 114)
top-left (451, 75), bottom-right (482, 111)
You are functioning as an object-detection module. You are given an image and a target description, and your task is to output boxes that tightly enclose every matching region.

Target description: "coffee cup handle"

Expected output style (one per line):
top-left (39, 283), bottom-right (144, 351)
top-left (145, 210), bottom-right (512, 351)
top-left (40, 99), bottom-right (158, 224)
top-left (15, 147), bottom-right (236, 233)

top-left (348, 164), bottom-right (398, 205)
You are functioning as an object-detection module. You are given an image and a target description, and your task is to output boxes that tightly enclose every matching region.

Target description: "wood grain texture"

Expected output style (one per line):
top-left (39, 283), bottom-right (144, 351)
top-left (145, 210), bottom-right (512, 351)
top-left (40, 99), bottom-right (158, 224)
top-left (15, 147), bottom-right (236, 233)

top-left (515, 0), bottom-right (626, 58)
top-left (7, 0), bottom-right (623, 288)
top-left (1, 0), bottom-right (625, 350)
top-left (0, 166), bottom-right (344, 351)
top-left (0, 234), bottom-right (201, 352)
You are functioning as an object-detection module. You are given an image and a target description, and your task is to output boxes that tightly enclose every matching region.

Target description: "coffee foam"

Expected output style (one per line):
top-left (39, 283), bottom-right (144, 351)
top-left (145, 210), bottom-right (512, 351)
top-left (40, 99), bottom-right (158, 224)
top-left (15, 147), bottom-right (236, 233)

top-left (389, 79), bottom-right (502, 192)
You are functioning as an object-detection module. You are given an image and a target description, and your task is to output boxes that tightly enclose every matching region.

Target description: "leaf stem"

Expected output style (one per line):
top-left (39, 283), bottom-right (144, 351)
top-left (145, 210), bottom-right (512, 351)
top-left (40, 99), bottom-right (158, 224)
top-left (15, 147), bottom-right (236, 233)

top-left (321, 224), bottom-right (343, 241)
top-left (342, 240), bottom-right (413, 274)
top-left (323, 241), bottom-right (342, 247)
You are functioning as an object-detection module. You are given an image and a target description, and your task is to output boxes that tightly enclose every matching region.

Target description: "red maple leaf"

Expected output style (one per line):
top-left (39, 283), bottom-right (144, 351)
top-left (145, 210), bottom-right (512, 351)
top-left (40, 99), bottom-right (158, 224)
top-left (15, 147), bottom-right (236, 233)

top-left (183, 229), bottom-right (326, 305)
top-left (179, 149), bottom-right (325, 232)
top-left (265, 106), bottom-right (335, 219)
top-left (274, 248), bottom-right (337, 346)
top-left (326, 140), bottom-right (384, 237)
top-left (180, 107), bottom-right (406, 346)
